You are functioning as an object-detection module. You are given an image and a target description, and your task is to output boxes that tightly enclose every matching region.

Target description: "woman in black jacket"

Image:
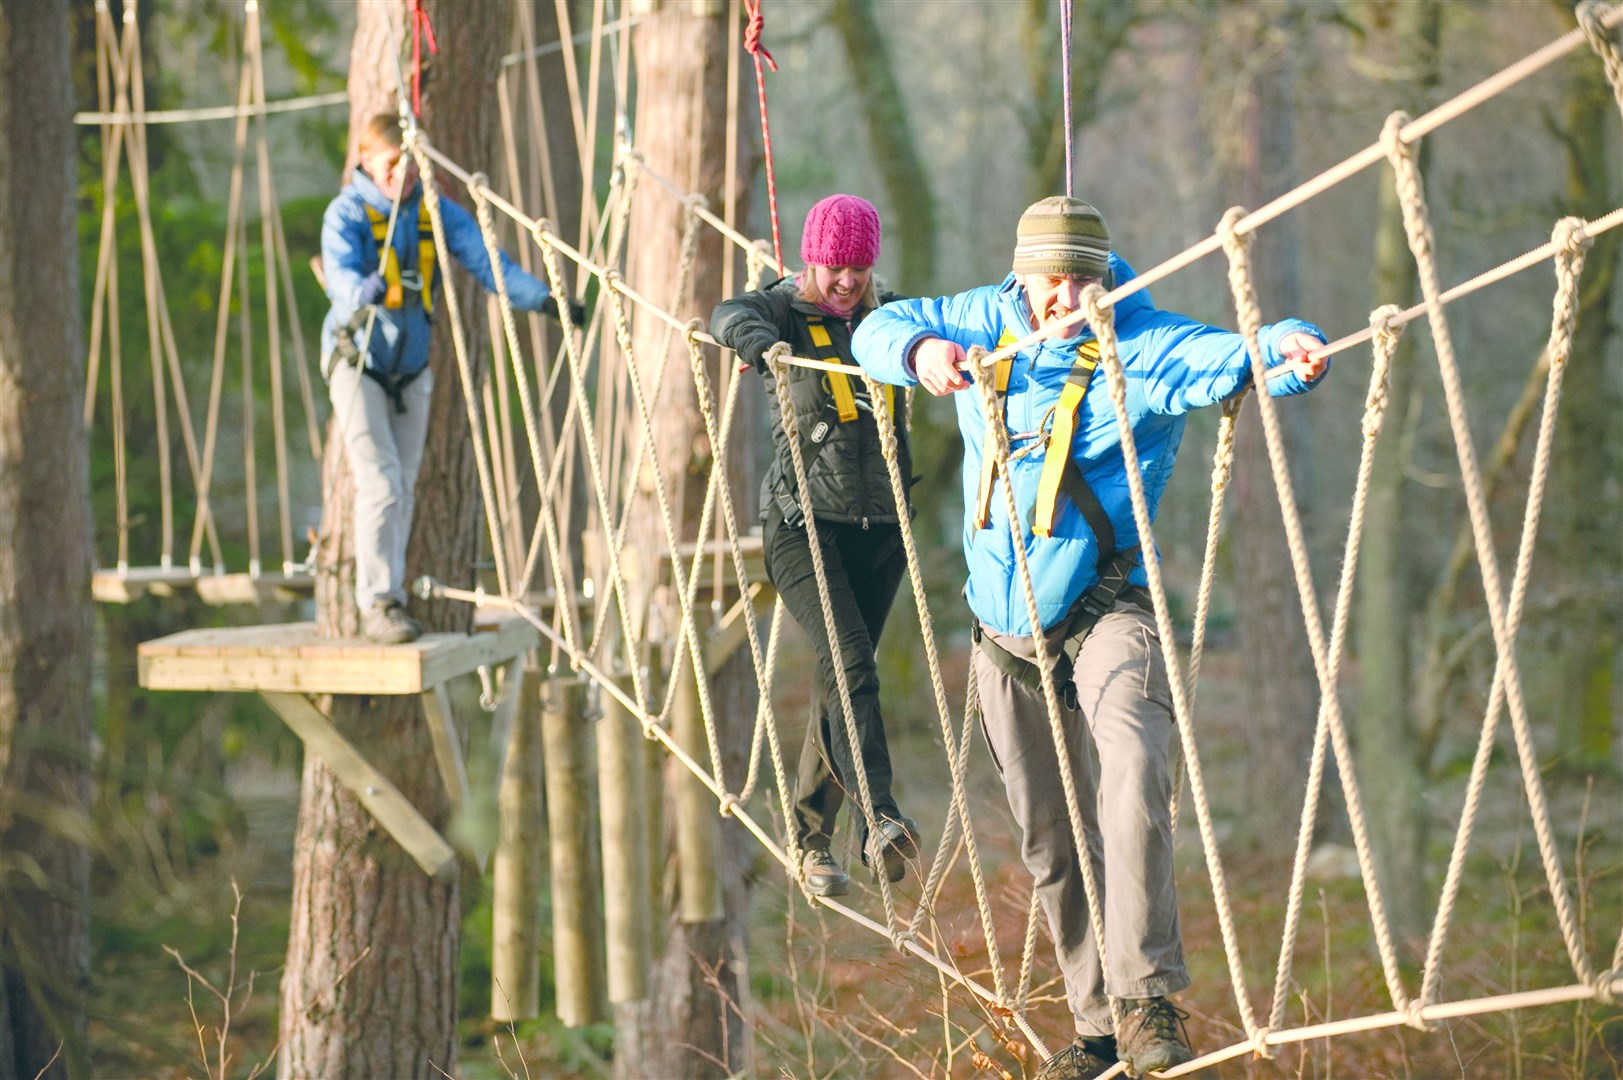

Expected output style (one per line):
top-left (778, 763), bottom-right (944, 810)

top-left (711, 195), bottom-right (918, 898)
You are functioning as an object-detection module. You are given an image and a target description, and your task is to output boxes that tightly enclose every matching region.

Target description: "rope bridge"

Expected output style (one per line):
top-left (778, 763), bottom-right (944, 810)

top-left (103, 0), bottom-right (1623, 1073)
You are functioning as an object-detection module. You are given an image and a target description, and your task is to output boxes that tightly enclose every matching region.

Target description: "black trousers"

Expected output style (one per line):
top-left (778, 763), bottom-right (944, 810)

top-left (765, 514), bottom-right (907, 853)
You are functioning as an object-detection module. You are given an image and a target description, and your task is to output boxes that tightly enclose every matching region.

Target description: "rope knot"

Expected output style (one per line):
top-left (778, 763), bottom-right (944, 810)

top-left (1552, 216), bottom-right (1592, 257)
top-left (1250, 1025), bottom-right (1274, 1058)
top-left (1080, 282), bottom-right (1114, 335)
top-left (530, 218), bottom-right (553, 249)
top-left (1402, 1000), bottom-right (1430, 1031)
top-left (763, 341), bottom-right (792, 369)
top-left (683, 317), bottom-right (707, 344)
top-left (1595, 968), bottom-right (1620, 1006)
top-left (1217, 205), bottom-right (1250, 256)
top-left (1380, 111), bottom-right (1414, 163)
top-left (717, 793), bottom-right (739, 818)
top-left (1369, 303), bottom-right (1404, 340)
top-left (468, 171), bottom-right (490, 196)
top-left (743, 0), bottom-right (778, 71)
top-left (684, 192), bottom-right (710, 213)
top-left (890, 927), bottom-right (918, 954)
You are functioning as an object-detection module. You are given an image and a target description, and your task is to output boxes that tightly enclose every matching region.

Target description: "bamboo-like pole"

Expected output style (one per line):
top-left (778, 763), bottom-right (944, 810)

top-left (597, 672), bottom-right (651, 1003)
top-left (542, 676), bottom-right (606, 1026)
top-left (672, 652), bottom-right (722, 923)
top-left (491, 666), bottom-right (544, 1021)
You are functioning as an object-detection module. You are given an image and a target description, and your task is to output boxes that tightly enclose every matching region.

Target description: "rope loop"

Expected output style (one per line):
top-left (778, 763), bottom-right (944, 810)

top-left (1576, 0), bottom-right (1623, 114)
top-left (684, 192), bottom-right (710, 214)
top-left (1217, 204), bottom-right (1250, 254)
top-left (1080, 282), bottom-right (1115, 340)
top-left (683, 317), bottom-right (707, 345)
top-left (717, 793), bottom-right (740, 818)
top-left (1250, 1025), bottom-right (1274, 1059)
top-left (743, 0), bottom-right (778, 71)
top-left (1403, 1000), bottom-right (1431, 1031)
top-left (1552, 215), bottom-right (1593, 257)
top-left (467, 171), bottom-right (490, 198)
top-left (1363, 303), bottom-right (1404, 439)
top-left (763, 340), bottom-right (792, 370)
top-left (1594, 968), bottom-right (1619, 1006)
top-left (890, 927), bottom-right (919, 955)
top-left (1380, 111), bottom-right (1414, 164)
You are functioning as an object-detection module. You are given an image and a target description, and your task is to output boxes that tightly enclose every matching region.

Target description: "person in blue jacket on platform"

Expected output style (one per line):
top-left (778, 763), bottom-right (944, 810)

top-left (320, 113), bottom-right (578, 643)
top-left (853, 196), bottom-right (1330, 1079)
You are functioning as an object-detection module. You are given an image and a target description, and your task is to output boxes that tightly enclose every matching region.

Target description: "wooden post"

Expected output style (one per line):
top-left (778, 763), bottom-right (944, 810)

top-left (491, 665), bottom-right (544, 1021)
top-left (597, 672), bottom-right (651, 1003)
top-left (541, 676), bottom-right (606, 1026)
top-left (672, 651), bottom-right (722, 923)
top-left (642, 649), bottom-right (667, 958)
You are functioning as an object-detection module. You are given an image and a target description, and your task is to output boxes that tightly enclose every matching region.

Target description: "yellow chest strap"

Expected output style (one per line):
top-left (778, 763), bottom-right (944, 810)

top-left (805, 315), bottom-right (893, 424)
top-left (365, 204), bottom-right (437, 315)
top-left (972, 328), bottom-right (1020, 529)
top-left (1032, 339), bottom-right (1101, 537)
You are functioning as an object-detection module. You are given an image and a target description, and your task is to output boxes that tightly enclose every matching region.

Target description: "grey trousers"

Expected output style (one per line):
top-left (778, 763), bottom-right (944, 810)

top-left (973, 600), bottom-right (1189, 1037)
top-left (327, 363), bottom-right (435, 610)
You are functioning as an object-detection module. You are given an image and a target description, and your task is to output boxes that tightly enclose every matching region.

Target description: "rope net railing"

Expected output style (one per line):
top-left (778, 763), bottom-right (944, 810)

top-left (397, 3), bottom-right (1623, 1067)
top-left (87, 0), bottom-right (1623, 1071)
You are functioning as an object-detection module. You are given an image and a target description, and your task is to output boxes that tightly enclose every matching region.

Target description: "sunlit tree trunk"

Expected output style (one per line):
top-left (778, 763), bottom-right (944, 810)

top-left (613, 3), bottom-right (755, 1075)
top-left (1355, 0), bottom-right (1441, 938)
top-left (278, 1), bottom-right (507, 1074)
top-left (1549, 0), bottom-right (1618, 768)
top-left (0, 1), bottom-right (94, 1075)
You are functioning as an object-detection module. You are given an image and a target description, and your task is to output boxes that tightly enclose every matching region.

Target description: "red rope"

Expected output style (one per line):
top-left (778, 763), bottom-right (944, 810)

top-left (743, 0), bottom-right (783, 273)
top-left (410, 0), bottom-right (439, 117)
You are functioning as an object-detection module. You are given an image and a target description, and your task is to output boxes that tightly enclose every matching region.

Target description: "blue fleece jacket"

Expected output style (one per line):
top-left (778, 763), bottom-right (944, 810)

top-left (319, 167), bottom-right (550, 379)
top-left (853, 254), bottom-right (1327, 636)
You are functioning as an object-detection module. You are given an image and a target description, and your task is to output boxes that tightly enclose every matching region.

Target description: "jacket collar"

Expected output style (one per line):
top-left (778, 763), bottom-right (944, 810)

top-left (350, 166), bottom-right (422, 218)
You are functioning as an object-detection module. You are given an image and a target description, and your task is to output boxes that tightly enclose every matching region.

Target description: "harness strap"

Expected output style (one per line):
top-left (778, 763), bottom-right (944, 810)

top-left (971, 548), bottom-right (1146, 710)
top-left (365, 204), bottom-right (437, 315)
top-left (361, 364), bottom-right (426, 415)
top-left (1033, 339), bottom-right (1100, 537)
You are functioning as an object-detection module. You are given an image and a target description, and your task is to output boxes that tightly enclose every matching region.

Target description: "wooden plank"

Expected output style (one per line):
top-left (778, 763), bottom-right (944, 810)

top-left (195, 571), bottom-right (314, 606)
top-left (704, 580), bottom-right (777, 675)
top-left (418, 617), bottom-right (540, 689)
top-left (419, 683), bottom-right (468, 813)
top-left (259, 691), bottom-right (456, 878)
top-left (92, 565), bottom-right (199, 603)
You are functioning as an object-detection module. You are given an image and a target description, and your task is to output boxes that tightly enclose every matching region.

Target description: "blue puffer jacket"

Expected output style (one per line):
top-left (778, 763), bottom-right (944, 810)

top-left (319, 167), bottom-right (550, 379)
top-left (853, 254), bottom-right (1327, 636)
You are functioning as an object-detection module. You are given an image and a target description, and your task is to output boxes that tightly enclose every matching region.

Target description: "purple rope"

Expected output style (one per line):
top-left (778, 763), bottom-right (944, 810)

top-left (1061, 0), bottom-right (1074, 197)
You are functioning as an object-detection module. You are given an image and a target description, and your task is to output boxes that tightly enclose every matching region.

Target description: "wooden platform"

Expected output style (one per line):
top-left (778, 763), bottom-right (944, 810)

top-left (138, 617), bottom-right (537, 695)
top-left (94, 566), bottom-right (314, 605)
top-left (137, 616), bottom-right (539, 878)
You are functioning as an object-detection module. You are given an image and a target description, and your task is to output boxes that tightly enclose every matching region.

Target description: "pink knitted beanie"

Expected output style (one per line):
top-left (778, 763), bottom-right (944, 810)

top-left (799, 194), bottom-right (882, 268)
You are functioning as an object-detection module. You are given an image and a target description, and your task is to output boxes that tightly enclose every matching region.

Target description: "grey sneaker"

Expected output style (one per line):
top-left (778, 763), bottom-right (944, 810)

top-left (1116, 997), bottom-right (1193, 1075)
top-left (862, 814), bottom-right (920, 884)
top-left (1035, 1035), bottom-right (1118, 1080)
top-left (363, 600), bottom-right (422, 644)
top-left (799, 848), bottom-right (851, 898)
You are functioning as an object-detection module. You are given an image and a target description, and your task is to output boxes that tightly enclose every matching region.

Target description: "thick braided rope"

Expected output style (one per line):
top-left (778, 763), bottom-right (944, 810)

top-left (1578, 0), bottom-right (1623, 115)
top-left (407, 134), bottom-right (514, 600)
top-left (676, 321), bottom-right (783, 813)
top-left (970, 344), bottom-right (1119, 1032)
top-left (531, 217), bottom-right (650, 710)
top-left (599, 279), bottom-right (729, 781)
top-left (858, 369), bottom-right (1008, 999)
top-left (1172, 393), bottom-right (1245, 830)
top-left (767, 345), bottom-right (907, 930)
top-left (1080, 285), bottom-right (1260, 1040)
top-left (470, 182), bottom-right (582, 652)
top-left (1267, 304), bottom-right (1404, 1032)
top-left (738, 599), bottom-right (789, 808)
top-left (924, 664), bottom-right (985, 923)
top-left (1215, 207), bottom-right (1413, 1020)
top-left (1418, 217), bottom-right (1595, 1009)
top-left (1381, 113), bottom-right (1593, 986)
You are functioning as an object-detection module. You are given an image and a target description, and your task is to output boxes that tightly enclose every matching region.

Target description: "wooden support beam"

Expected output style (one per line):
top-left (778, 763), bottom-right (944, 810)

top-left (543, 677), bottom-right (606, 1027)
top-left (598, 672), bottom-right (651, 1003)
top-left (259, 691), bottom-right (456, 878)
top-left (672, 651), bottom-right (722, 923)
top-left (492, 665), bottom-right (544, 1022)
top-left (420, 682), bottom-right (468, 813)
top-left (704, 578), bottom-right (777, 675)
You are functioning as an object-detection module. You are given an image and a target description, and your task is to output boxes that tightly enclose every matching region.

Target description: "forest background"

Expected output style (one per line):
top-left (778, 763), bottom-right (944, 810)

top-left (0, 0), bottom-right (1617, 1076)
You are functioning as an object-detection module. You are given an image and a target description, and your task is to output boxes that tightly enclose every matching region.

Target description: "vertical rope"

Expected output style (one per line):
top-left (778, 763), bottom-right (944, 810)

top-left (1577, 0), bottom-right (1623, 115)
top-left (742, 0), bottom-right (784, 267)
top-left (1060, 0), bottom-right (1075, 197)
top-left (1380, 113), bottom-right (1593, 988)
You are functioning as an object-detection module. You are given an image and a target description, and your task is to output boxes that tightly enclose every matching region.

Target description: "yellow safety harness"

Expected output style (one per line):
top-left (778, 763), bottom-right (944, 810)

top-left (973, 330), bottom-right (1105, 541)
top-left (804, 314), bottom-right (894, 424)
top-left (365, 204), bottom-right (437, 314)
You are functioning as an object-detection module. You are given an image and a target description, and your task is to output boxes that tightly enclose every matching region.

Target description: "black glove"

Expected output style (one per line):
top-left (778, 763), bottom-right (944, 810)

top-left (740, 334), bottom-right (778, 374)
top-left (357, 271), bottom-right (387, 307)
top-left (539, 295), bottom-right (587, 325)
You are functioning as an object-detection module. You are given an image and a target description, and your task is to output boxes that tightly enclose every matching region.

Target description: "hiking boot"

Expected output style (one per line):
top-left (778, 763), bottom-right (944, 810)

top-left (798, 848), bottom-right (851, 898)
top-left (363, 600), bottom-right (422, 644)
top-left (862, 814), bottom-right (920, 884)
top-left (1035, 1034), bottom-right (1118, 1080)
top-left (1116, 997), bottom-right (1193, 1075)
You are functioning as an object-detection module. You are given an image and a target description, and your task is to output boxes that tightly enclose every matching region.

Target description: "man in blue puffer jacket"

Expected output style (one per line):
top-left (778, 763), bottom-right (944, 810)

top-left (321, 114), bottom-right (576, 643)
top-left (854, 196), bottom-right (1329, 1078)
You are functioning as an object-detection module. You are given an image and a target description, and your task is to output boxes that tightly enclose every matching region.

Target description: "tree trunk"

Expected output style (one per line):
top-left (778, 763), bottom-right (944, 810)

top-left (826, 0), bottom-right (937, 291)
top-left (1225, 4), bottom-right (1322, 853)
top-left (614, 3), bottom-right (755, 1075)
top-left (1549, 0), bottom-right (1618, 768)
top-left (278, 2), bottom-right (508, 1075)
top-left (0, 2), bottom-right (95, 1075)
top-left (1354, 0), bottom-right (1441, 939)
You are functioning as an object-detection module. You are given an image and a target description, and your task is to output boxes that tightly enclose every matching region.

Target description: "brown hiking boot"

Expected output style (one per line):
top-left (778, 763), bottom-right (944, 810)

top-left (798, 848), bottom-right (851, 898)
top-left (1035, 1034), bottom-right (1118, 1080)
top-left (1116, 997), bottom-right (1193, 1075)
top-left (363, 600), bottom-right (422, 644)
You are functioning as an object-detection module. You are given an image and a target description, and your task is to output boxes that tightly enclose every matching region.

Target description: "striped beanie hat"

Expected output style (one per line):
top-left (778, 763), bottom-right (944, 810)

top-left (1011, 196), bottom-right (1110, 279)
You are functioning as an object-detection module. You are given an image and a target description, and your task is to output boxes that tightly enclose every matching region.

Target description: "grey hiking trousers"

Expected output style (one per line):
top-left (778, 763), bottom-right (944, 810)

top-left (973, 600), bottom-right (1189, 1037)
